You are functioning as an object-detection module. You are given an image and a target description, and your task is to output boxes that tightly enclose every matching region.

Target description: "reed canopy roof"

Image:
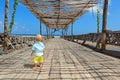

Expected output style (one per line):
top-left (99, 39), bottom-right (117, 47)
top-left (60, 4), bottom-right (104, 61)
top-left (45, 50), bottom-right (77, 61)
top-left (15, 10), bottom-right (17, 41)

top-left (21, 0), bottom-right (98, 29)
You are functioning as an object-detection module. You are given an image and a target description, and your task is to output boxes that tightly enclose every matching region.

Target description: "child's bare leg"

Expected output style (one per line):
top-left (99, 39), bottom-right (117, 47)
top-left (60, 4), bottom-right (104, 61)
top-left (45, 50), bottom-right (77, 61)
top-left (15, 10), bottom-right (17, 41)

top-left (39, 63), bottom-right (43, 70)
top-left (33, 63), bottom-right (37, 70)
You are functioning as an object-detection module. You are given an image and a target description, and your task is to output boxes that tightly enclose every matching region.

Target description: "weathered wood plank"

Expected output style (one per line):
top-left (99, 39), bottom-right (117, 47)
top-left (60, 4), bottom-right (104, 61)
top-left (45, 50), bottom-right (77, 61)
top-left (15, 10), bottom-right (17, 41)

top-left (0, 38), bottom-right (120, 80)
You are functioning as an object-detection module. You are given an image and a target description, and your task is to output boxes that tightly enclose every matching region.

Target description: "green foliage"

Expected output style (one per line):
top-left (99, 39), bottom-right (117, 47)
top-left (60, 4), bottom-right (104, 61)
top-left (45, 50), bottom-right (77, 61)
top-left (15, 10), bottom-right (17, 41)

top-left (9, 0), bottom-right (18, 32)
top-left (97, 7), bottom-right (100, 33)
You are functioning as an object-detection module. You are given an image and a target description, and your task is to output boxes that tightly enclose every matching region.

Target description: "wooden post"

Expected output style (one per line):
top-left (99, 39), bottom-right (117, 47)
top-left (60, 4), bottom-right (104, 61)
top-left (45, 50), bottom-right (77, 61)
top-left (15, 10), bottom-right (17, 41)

top-left (3, 0), bottom-right (9, 52)
top-left (48, 27), bottom-right (50, 38)
top-left (65, 25), bottom-right (68, 36)
top-left (71, 20), bottom-right (74, 41)
top-left (101, 0), bottom-right (109, 50)
top-left (40, 20), bottom-right (42, 35)
top-left (46, 26), bottom-right (48, 39)
top-left (51, 28), bottom-right (53, 37)
top-left (63, 28), bottom-right (65, 38)
top-left (64, 27), bottom-right (67, 39)
top-left (62, 27), bottom-right (64, 38)
top-left (64, 28), bottom-right (67, 38)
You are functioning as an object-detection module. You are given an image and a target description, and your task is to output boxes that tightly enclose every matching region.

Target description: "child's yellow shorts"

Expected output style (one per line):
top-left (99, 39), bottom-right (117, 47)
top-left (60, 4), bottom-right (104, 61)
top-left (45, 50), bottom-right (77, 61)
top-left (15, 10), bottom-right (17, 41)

top-left (33, 56), bottom-right (44, 64)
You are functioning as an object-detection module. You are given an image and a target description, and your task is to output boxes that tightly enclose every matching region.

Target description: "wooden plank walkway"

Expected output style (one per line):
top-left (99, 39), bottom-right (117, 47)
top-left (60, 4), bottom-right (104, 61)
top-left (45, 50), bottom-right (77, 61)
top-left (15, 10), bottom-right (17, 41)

top-left (0, 38), bottom-right (120, 80)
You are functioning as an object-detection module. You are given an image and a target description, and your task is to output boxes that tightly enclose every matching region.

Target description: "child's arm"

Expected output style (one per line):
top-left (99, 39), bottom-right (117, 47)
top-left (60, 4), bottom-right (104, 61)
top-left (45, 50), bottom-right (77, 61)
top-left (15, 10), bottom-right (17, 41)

top-left (31, 50), bottom-right (34, 56)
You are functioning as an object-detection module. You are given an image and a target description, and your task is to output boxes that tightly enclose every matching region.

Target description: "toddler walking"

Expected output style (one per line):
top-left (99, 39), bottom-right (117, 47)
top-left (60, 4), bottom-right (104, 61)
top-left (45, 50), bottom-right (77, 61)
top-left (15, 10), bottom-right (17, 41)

top-left (31, 34), bottom-right (45, 71)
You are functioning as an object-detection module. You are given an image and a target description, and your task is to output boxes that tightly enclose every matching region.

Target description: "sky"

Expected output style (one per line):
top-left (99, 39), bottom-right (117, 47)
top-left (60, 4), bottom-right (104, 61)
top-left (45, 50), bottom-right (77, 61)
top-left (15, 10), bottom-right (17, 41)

top-left (0, 0), bottom-right (120, 36)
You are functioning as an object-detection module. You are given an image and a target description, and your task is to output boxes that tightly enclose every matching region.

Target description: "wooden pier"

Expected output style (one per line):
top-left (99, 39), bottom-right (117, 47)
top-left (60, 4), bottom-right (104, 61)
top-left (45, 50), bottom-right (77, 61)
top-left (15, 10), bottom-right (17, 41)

top-left (0, 38), bottom-right (120, 80)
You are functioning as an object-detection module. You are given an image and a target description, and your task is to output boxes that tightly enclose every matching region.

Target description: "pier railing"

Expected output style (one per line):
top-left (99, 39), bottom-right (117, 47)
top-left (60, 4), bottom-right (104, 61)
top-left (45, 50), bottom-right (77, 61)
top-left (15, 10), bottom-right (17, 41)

top-left (0, 34), bottom-right (49, 50)
top-left (64, 32), bottom-right (120, 46)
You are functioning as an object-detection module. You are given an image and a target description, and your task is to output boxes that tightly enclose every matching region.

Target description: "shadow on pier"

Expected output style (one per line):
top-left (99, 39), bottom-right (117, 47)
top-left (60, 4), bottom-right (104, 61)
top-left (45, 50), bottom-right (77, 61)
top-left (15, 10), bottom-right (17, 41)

top-left (81, 43), bottom-right (120, 59)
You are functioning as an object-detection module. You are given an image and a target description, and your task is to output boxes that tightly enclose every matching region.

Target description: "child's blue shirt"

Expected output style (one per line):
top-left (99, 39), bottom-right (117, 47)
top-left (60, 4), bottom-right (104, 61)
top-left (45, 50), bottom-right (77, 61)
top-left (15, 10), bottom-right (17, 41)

top-left (32, 42), bottom-right (45, 56)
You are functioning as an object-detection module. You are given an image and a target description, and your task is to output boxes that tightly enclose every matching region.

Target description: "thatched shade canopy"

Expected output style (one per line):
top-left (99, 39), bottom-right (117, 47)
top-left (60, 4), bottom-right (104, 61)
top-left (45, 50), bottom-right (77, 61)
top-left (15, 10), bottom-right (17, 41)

top-left (20, 0), bottom-right (98, 29)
